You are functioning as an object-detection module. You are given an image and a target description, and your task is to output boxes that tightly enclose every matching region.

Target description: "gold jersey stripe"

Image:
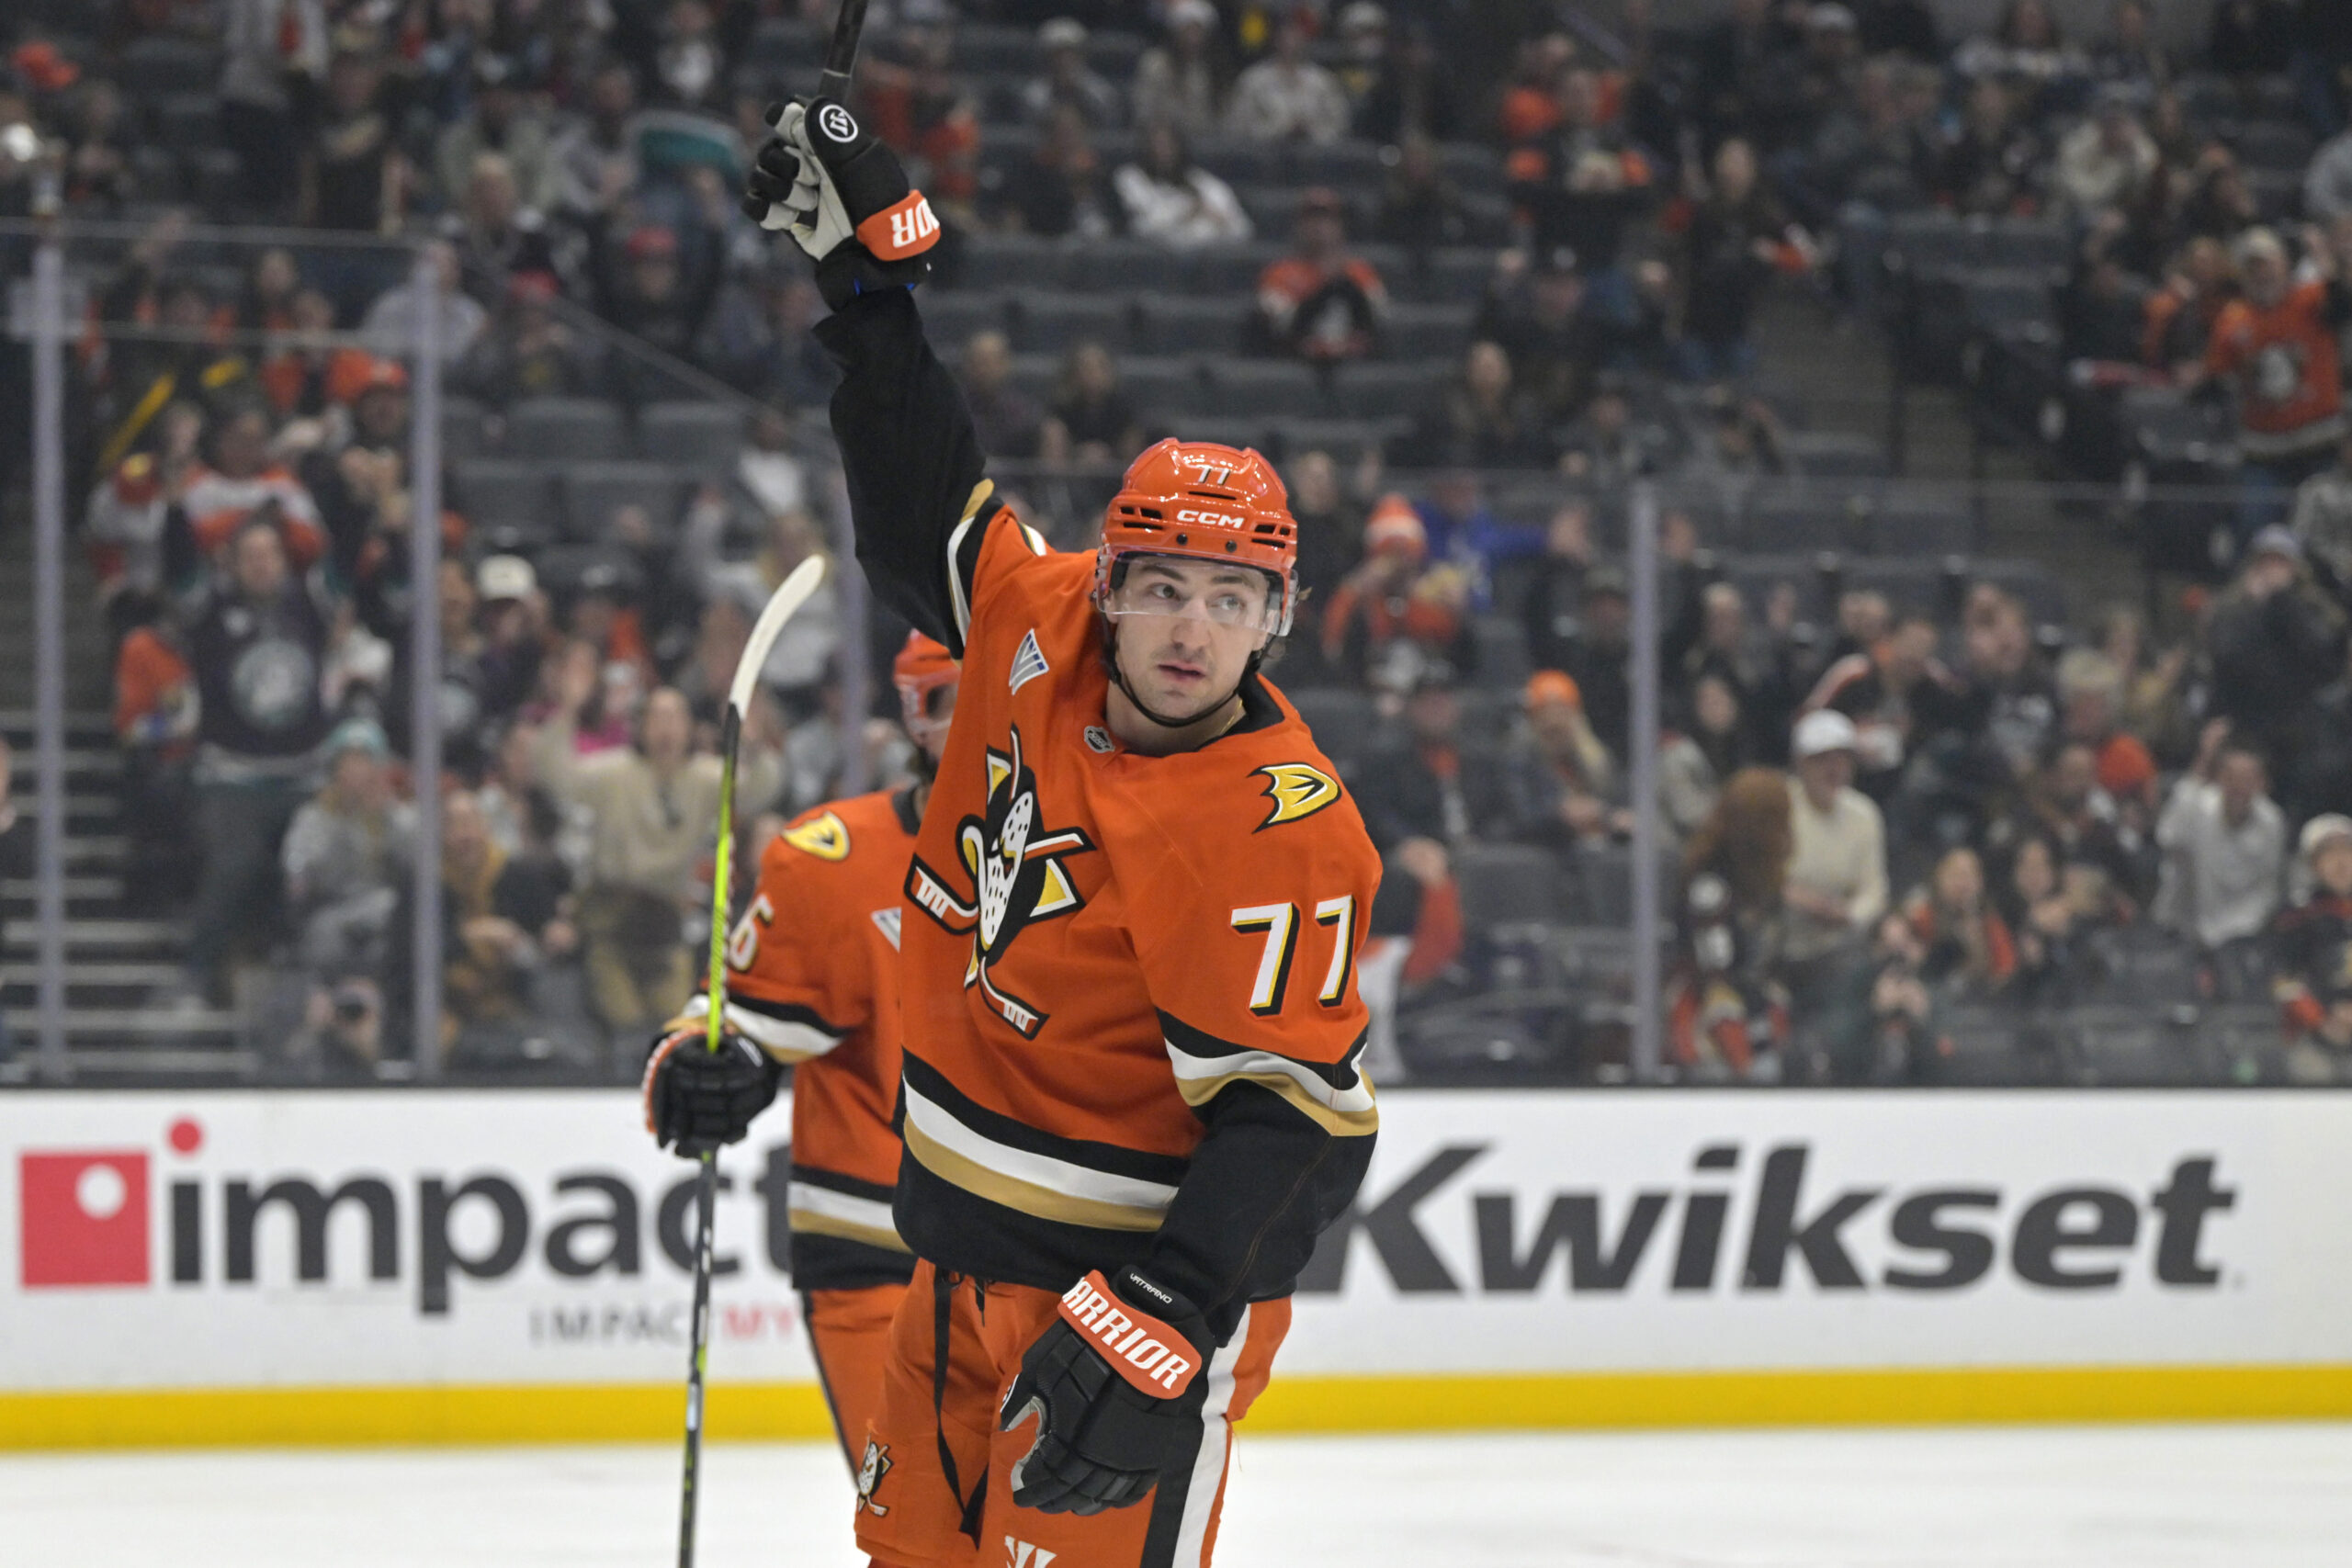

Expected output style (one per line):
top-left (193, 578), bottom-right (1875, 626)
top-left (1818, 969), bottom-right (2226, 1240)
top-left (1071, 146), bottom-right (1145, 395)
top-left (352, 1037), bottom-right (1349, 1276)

top-left (1172, 1067), bottom-right (1380, 1136)
top-left (786, 1209), bottom-right (912, 1253)
top-left (902, 1118), bottom-right (1169, 1233)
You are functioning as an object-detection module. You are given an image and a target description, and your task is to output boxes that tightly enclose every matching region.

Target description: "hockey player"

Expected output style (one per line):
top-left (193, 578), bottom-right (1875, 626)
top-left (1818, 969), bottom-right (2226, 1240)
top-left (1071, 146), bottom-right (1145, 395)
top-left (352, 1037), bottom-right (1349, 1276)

top-left (741, 100), bottom-right (1381, 1568)
top-left (641, 631), bottom-right (961, 1471)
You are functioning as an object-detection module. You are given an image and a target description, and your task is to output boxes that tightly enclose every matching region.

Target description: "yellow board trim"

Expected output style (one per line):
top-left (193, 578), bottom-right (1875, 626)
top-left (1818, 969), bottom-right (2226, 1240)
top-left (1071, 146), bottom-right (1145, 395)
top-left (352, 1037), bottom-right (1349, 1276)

top-left (6, 1365), bottom-right (2351, 1450)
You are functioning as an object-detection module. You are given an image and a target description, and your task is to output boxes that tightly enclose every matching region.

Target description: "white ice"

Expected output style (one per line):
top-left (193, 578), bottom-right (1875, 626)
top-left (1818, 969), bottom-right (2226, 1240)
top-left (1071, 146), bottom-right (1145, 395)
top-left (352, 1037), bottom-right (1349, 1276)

top-left (4, 1425), bottom-right (2347, 1567)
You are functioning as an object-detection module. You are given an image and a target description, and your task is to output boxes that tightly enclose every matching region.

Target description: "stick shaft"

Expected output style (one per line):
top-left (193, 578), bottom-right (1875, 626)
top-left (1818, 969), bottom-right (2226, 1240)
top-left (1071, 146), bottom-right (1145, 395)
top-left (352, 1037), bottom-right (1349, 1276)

top-left (678, 716), bottom-right (741, 1568)
top-left (816, 0), bottom-right (870, 98)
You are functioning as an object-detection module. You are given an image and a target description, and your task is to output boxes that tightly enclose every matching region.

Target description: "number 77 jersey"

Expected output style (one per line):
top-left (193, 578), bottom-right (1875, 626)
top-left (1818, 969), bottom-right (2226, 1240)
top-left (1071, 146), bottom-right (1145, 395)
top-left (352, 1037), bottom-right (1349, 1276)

top-left (894, 509), bottom-right (1382, 1314)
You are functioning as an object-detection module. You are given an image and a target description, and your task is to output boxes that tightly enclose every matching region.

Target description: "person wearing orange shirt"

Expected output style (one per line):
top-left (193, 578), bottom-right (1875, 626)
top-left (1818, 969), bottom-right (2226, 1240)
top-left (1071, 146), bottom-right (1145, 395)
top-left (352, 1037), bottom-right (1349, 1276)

top-left (643, 633), bottom-right (957, 1473)
top-left (178, 405), bottom-right (328, 569)
top-left (1254, 187), bottom-right (1388, 361)
top-left (2198, 226), bottom-right (2352, 549)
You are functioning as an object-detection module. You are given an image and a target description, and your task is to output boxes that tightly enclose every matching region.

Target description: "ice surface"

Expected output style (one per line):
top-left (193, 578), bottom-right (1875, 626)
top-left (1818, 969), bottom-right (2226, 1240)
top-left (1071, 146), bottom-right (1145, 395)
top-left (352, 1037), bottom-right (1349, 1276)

top-left (4, 1425), bottom-right (2346, 1567)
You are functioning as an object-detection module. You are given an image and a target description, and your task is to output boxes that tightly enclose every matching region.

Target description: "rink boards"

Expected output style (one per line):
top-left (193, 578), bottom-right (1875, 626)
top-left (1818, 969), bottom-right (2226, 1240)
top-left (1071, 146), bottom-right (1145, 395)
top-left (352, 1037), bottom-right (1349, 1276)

top-left (3, 1089), bottom-right (2348, 1447)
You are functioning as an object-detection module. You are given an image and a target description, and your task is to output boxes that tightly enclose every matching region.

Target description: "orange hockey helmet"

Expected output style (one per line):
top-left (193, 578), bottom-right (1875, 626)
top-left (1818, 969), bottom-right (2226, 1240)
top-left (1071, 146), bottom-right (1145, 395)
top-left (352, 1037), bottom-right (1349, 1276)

top-left (892, 630), bottom-right (959, 746)
top-left (1093, 438), bottom-right (1299, 637)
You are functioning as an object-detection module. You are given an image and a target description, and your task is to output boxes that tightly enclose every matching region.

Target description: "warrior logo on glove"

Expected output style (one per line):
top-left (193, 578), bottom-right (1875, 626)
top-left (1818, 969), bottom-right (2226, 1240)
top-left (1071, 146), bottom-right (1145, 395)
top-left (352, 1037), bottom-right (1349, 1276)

top-left (817, 102), bottom-right (859, 143)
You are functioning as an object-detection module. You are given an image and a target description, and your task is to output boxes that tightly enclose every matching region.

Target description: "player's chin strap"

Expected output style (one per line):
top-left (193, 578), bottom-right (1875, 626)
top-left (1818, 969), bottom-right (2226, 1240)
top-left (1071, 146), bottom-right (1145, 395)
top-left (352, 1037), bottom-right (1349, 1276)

top-left (1097, 618), bottom-right (1262, 732)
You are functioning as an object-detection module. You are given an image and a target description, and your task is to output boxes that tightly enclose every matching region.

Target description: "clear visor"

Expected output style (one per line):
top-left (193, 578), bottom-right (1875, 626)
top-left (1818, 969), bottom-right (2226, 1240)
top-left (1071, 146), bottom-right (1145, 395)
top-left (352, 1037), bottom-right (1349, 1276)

top-left (1103, 568), bottom-right (1283, 634)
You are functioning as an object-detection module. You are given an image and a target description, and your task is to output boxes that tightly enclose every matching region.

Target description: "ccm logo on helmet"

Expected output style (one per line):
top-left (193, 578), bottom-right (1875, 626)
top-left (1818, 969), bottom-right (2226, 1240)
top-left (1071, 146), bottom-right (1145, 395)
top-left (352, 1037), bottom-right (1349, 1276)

top-left (1174, 508), bottom-right (1244, 526)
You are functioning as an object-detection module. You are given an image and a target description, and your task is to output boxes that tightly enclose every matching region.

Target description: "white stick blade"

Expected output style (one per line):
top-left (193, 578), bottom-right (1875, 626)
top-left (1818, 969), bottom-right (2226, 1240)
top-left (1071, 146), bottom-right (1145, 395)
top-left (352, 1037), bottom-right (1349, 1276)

top-left (729, 554), bottom-right (829, 718)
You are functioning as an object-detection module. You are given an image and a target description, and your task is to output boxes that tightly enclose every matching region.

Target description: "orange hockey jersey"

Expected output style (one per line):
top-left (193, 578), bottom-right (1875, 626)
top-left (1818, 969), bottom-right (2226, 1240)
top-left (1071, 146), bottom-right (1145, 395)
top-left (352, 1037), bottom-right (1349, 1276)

top-left (2205, 278), bottom-right (2352, 457)
top-left (820, 288), bottom-right (1382, 1334)
top-left (715, 787), bottom-right (922, 1292)
top-left (896, 500), bottom-right (1380, 1318)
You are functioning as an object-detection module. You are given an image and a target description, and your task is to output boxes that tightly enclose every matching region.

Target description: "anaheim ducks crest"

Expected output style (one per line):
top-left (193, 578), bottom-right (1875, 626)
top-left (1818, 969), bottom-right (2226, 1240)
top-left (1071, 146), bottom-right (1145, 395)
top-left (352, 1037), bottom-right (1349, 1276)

top-left (782, 809), bottom-right (851, 860)
top-left (1254, 762), bottom-right (1341, 829)
top-left (906, 724), bottom-right (1093, 1039)
top-left (855, 1438), bottom-right (892, 1517)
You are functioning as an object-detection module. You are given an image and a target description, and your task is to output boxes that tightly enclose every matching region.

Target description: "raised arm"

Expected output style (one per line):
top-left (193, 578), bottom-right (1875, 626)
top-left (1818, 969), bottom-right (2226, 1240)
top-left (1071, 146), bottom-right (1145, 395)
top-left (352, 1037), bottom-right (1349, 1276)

top-left (814, 291), bottom-right (1001, 654)
top-left (743, 96), bottom-right (1009, 655)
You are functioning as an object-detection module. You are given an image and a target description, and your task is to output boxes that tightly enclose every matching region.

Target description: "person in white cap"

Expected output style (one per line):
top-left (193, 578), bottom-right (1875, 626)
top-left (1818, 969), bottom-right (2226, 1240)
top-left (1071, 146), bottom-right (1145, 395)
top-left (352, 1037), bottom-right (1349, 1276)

top-left (1781, 709), bottom-right (1889, 985)
top-left (1133, 0), bottom-right (1226, 138)
top-left (1023, 17), bottom-right (1125, 129)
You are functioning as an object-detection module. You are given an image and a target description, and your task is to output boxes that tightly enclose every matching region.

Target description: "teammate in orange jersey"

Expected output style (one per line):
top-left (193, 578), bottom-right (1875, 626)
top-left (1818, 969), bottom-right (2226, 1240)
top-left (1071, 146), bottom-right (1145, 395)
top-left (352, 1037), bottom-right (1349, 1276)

top-left (640, 632), bottom-right (959, 1472)
top-left (743, 97), bottom-right (1381, 1568)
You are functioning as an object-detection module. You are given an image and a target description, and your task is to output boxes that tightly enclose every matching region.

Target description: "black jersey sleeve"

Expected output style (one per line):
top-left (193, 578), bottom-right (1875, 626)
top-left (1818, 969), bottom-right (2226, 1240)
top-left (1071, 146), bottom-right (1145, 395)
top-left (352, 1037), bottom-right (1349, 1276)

top-left (813, 288), bottom-right (1003, 658)
top-left (1142, 1071), bottom-right (1374, 1342)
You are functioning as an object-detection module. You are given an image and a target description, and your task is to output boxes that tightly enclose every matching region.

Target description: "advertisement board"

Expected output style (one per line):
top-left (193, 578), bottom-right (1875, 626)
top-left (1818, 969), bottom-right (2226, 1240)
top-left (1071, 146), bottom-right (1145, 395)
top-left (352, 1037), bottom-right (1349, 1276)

top-left (5, 1089), bottom-right (2349, 1446)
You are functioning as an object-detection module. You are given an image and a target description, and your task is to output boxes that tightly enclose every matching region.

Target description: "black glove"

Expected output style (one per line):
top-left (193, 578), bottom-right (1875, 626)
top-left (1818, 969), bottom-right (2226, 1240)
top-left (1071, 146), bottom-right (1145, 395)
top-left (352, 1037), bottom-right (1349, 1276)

top-left (999, 1266), bottom-right (1212, 1516)
top-left (641, 1021), bottom-right (780, 1156)
top-left (742, 96), bottom-right (939, 310)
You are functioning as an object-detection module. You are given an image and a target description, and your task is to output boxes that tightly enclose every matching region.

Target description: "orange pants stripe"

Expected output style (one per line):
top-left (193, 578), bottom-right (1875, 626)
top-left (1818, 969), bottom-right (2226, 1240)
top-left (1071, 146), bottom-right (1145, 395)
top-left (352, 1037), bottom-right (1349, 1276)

top-left (854, 1260), bottom-right (1290, 1568)
top-left (804, 1282), bottom-right (910, 1472)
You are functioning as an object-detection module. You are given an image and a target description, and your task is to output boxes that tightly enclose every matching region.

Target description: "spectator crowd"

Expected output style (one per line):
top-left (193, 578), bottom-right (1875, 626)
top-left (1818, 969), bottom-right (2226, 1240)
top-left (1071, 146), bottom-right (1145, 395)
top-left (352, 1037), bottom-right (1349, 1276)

top-left (7, 0), bottom-right (2352, 1089)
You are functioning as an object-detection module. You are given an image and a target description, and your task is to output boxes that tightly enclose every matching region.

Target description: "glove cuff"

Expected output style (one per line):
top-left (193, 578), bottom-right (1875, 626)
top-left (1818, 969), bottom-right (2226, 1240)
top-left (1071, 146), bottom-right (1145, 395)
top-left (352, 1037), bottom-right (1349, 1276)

top-left (854, 189), bottom-right (943, 261)
top-left (1056, 1269), bottom-right (1204, 1399)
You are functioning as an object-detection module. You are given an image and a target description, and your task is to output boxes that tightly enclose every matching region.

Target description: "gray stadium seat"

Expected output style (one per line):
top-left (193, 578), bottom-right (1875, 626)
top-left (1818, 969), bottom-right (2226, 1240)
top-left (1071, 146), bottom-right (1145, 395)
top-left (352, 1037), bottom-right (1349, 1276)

top-left (1866, 495), bottom-right (1977, 557)
top-left (1286, 688), bottom-right (1379, 762)
top-left (1453, 844), bottom-right (1573, 928)
top-left (1470, 615), bottom-right (1532, 690)
top-left (506, 398), bottom-right (628, 461)
top-left (1745, 481), bottom-right (1868, 554)
top-left (1782, 431), bottom-right (1889, 480)
top-left (1189, 140), bottom-right (1286, 186)
top-left (637, 402), bottom-right (743, 466)
top-left (438, 397), bottom-right (493, 463)
top-left (1332, 362), bottom-right (1436, 420)
top-left (1117, 356), bottom-right (1207, 420)
top-left (919, 292), bottom-right (1012, 350)
top-left (1456, 687), bottom-right (1516, 748)
top-left (1963, 271), bottom-right (2055, 333)
top-left (1133, 297), bottom-right (1250, 355)
top-left (1381, 302), bottom-right (1476, 360)
top-left (118, 36), bottom-right (217, 96)
top-left (153, 94), bottom-right (220, 149)
top-left (1069, 241), bottom-right (1193, 295)
top-left (1983, 217), bottom-right (2073, 274)
top-left (1294, 142), bottom-right (1385, 187)
top-left (1183, 244), bottom-right (1283, 295)
top-left (955, 237), bottom-right (1069, 293)
top-left (1204, 360), bottom-right (1326, 417)
top-left (1012, 292), bottom-right (1134, 354)
top-left (534, 544), bottom-right (644, 602)
top-left (562, 462), bottom-right (691, 542)
top-left (1937, 1005), bottom-right (2042, 1084)
top-left (454, 459), bottom-right (562, 537)
top-left (2067, 1005), bottom-right (2210, 1087)
top-left (1271, 417), bottom-right (1407, 463)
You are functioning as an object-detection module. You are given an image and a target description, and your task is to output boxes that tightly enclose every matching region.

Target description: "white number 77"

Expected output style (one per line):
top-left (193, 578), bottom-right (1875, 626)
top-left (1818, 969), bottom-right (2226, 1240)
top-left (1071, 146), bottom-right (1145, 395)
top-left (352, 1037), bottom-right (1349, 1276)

top-left (1231, 896), bottom-right (1355, 1016)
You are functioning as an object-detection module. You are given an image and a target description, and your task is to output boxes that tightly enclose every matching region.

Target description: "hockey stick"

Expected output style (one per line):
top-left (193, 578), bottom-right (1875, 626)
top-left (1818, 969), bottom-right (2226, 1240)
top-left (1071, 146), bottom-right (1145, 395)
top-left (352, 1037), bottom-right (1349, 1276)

top-left (676, 553), bottom-right (828, 1568)
top-left (815, 0), bottom-right (872, 103)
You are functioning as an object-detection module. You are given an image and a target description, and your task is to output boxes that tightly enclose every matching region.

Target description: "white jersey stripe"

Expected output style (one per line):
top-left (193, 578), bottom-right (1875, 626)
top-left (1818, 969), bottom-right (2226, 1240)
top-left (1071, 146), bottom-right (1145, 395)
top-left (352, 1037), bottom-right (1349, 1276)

top-left (1171, 1303), bottom-right (1247, 1568)
top-left (900, 1083), bottom-right (1181, 1213)
top-left (1164, 1041), bottom-right (1374, 1115)
top-left (785, 1181), bottom-right (900, 1238)
top-left (675, 993), bottom-right (846, 1062)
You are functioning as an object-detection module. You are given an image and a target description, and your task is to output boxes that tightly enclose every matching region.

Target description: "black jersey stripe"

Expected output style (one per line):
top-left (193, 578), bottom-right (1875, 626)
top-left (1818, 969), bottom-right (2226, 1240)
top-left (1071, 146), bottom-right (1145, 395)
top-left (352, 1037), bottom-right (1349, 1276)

top-left (899, 1052), bottom-right (1194, 1189)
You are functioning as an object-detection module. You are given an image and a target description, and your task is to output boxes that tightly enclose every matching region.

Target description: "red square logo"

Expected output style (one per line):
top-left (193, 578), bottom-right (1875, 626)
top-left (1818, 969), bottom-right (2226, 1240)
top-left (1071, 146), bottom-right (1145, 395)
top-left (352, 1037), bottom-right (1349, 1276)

top-left (20, 1151), bottom-right (151, 1288)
